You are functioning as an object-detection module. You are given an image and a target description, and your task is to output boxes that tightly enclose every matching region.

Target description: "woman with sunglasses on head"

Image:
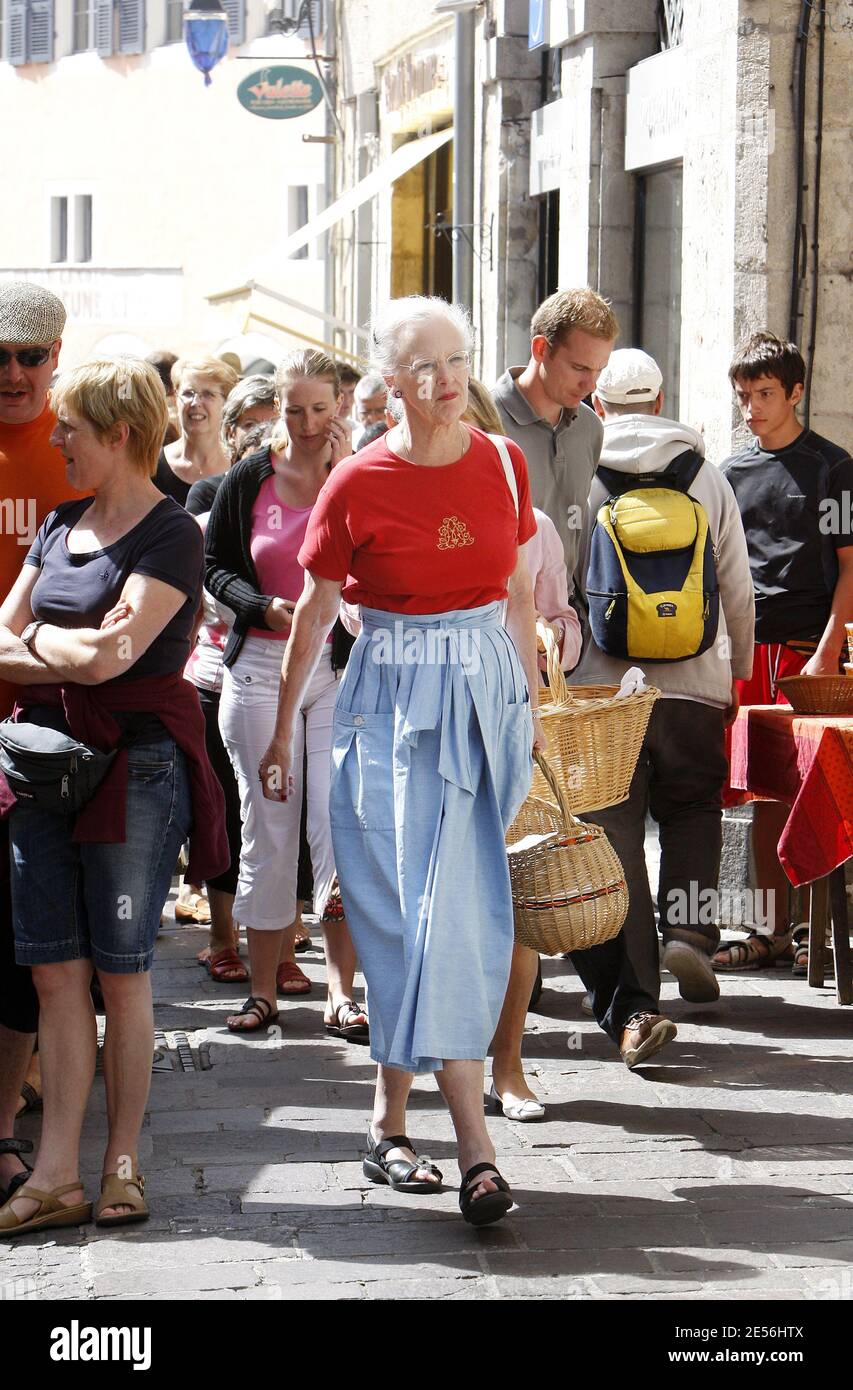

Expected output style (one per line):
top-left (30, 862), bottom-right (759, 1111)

top-left (154, 356), bottom-right (239, 508)
top-left (205, 350), bottom-right (365, 1039)
top-left (260, 297), bottom-right (541, 1226)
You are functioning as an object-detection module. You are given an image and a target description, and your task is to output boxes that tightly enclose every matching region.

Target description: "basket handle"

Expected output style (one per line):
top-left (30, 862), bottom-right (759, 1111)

top-left (537, 620), bottom-right (571, 706)
top-left (533, 748), bottom-right (582, 832)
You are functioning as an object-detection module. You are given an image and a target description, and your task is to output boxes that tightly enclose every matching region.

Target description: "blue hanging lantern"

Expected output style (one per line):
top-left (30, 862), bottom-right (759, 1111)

top-left (184, 0), bottom-right (229, 86)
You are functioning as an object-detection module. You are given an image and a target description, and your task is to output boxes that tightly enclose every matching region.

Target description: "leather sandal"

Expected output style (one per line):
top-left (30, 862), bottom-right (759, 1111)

top-left (95, 1171), bottom-right (148, 1228)
top-left (16, 1082), bottom-right (42, 1117)
top-left (363, 1127), bottom-right (443, 1193)
top-left (0, 1180), bottom-right (91, 1238)
top-left (199, 947), bottom-right (249, 984)
top-left (0, 1138), bottom-right (33, 1205)
top-left (226, 995), bottom-right (279, 1034)
top-left (276, 960), bottom-right (312, 995)
top-left (324, 999), bottom-right (369, 1043)
top-left (713, 929), bottom-right (792, 972)
top-left (459, 1163), bottom-right (513, 1227)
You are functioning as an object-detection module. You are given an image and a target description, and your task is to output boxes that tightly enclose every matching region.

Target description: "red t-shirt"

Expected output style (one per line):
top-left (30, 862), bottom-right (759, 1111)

top-left (298, 427), bottom-right (537, 613)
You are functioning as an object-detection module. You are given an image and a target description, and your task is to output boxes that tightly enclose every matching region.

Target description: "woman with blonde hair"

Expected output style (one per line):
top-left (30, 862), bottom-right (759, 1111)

top-left (260, 298), bottom-right (540, 1225)
top-left (205, 350), bottom-right (366, 1037)
top-left (0, 357), bottom-right (226, 1235)
top-left (155, 355), bottom-right (239, 507)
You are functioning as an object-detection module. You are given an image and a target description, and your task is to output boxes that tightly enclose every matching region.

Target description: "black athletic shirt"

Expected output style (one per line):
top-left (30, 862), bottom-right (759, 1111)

top-left (722, 429), bottom-right (853, 643)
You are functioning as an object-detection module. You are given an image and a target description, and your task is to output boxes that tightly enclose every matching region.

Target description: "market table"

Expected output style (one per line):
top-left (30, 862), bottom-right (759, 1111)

top-left (729, 705), bottom-right (853, 1004)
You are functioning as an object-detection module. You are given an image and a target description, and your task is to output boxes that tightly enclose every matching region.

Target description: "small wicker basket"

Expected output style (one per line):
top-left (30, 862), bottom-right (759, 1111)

top-left (534, 623), bottom-right (659, 814)
top-left (507, 751), bottom-right (628, 956)
top-left (778, 675), bottom-right (853, 716)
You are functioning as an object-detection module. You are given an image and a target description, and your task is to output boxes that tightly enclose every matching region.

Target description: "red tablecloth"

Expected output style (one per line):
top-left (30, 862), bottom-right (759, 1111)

top-left (730, 706), bottom-right (853, 887)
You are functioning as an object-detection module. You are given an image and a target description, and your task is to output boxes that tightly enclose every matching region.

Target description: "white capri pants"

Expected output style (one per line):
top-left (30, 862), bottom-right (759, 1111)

top-left (219, 635), bottom-right (339, 931)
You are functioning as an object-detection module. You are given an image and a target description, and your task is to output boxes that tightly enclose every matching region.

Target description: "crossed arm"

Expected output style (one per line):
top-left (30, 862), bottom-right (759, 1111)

top-left (0, 564), bottom-right (189, 687)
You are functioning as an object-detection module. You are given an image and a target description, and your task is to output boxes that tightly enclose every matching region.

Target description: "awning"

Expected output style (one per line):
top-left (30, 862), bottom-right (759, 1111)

top-left (280, 126), bottom-right (453, 260)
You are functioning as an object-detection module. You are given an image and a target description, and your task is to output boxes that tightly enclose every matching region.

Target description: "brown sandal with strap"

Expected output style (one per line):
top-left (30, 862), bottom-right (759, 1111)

top-left (0, 1180), bottom-right (91, 1238)
top-left (95, 1171), bottom-right (148, 1228)
top-left (712, 930), bottom-right (793, 972)
top-left (226, 995), bottom-right (279, 1034)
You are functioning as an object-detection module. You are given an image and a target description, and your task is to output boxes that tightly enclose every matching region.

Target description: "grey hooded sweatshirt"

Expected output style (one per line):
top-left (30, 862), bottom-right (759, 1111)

top-left (571, 414), bottom-right (755, 706)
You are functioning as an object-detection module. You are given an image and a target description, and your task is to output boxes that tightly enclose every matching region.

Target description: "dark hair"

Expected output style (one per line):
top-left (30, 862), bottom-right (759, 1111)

top-left (728, 332), bottom-right (805, 397)
top-left (145, 349), bottom-right (179, 396)
top-left (355, 420), bottom-right (388, 451)
top-left (233, 420), bottom-right (274, 464)
top-left (337, 364), bottom-right (362, 387)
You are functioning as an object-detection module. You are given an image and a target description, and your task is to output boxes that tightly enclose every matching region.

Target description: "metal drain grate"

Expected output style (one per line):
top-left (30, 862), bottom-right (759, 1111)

top-left (95, 1027), bottom-right (212, 1074)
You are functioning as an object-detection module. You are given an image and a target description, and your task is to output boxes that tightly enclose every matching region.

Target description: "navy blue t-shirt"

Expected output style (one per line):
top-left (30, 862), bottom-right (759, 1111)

top-left (25, 495), bottom-right (203, 684)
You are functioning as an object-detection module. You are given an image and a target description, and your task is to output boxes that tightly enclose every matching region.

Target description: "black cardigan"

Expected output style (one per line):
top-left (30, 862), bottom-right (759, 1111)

top-left (204, 447), bottom-right (354, 671)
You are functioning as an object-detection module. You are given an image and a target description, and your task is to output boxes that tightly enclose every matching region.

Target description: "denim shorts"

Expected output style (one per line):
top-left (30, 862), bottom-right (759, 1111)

top-left (10, 735), bottom-right (192, 974)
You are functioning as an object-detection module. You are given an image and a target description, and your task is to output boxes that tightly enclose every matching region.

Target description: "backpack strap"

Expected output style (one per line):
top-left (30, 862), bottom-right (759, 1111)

top-left (596, 448), bottom-right (705, 500)
top-left (488, 433), bottom-right (519, 518)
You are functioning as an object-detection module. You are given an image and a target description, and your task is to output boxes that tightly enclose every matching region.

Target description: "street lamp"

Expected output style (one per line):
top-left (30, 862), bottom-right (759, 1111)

top-left (184, 0), bottom-right (229, 86)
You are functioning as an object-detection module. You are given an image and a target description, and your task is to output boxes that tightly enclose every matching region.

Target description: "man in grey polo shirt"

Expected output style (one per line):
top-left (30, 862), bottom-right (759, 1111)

top-left (493, 287), bottom-right (617, 589)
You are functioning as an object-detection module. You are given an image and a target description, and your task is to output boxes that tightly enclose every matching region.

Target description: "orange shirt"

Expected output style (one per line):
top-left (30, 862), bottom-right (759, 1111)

top-left (0, 402), bottom-right (82, 718)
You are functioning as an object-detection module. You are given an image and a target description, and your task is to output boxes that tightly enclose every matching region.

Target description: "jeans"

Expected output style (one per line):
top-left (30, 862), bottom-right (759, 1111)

top-left (10, 735), bottom-right (192, 974)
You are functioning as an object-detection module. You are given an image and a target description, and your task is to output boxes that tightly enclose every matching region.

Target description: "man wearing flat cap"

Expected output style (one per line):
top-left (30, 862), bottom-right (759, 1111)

top-left (0, 281), bottom-right (80, 1207)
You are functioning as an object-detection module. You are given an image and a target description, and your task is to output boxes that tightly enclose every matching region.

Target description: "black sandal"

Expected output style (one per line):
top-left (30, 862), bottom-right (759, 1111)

top-left (459, 1163), bottom-right (513, 1227)
top-left (325, 999), bottom-right (369, 1044)
top-left (0, 1137), bottom-right (33, 1205)
top-left (363, 1128), bottom-right (443, 1193)
top-left (226, 995), bottom-right (279, 1035)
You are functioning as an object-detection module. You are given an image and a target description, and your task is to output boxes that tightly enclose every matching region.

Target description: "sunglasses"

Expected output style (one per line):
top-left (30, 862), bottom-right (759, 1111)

top-left (0, 346), bottom-right (54, 368)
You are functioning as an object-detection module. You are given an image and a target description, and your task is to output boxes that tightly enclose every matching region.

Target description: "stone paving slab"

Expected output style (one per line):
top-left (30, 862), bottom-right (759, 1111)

top-left (4, 893), bottom-right (853, 1302)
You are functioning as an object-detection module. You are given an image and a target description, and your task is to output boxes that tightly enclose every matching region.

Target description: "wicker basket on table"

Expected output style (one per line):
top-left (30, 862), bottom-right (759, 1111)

top-left (531, 622), bottom-right (660, 814)
top-left (506, 750), bottom-right (628, 956)
top-left (778, 674), bottom-right (853, 716)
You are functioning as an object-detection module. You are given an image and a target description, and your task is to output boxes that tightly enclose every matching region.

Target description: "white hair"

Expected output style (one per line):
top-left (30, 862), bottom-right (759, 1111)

top-left (370, 296), bottom-right (474, 375)
top-left (354, 371), bottom-right (388, 403)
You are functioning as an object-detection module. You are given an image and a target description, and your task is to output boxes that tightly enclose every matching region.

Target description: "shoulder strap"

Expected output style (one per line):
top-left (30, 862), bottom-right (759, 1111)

top-left (488, 433), bottom-right (518, 518)
top-left (597, 449), bottom-right (705, 500)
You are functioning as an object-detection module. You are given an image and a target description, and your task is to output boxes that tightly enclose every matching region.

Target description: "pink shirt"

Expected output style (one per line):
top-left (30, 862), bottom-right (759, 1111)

top-left (527, 508), bottom-right (582, 675)
top-left (248, 476), bottom-right (313, 641)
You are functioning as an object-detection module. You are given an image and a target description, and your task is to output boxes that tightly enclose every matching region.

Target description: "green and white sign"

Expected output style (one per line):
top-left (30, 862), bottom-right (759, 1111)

top-left (237, 66), bottom-right (324, 120)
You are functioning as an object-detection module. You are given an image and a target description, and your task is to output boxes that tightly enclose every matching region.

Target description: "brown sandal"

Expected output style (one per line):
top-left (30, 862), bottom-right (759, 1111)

top-left (276, 961), bottom-right (311, 995)
top-left (95, 1171), bottom-right (148, 1228)
top-left (713, 930), bottom-right (793, 972)
top-left (199, 947), bottom-right (249, 984)
top-left (0, 1180), bottom-right (91, 1238)
top-left (226, 995), bottom-right (279, 1034)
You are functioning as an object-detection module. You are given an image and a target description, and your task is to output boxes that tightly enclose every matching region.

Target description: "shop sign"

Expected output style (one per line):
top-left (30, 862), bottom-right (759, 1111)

top-left (625, 47), bottom-right (687, 170)
top-left (237, 66), bottom-right (324, 121)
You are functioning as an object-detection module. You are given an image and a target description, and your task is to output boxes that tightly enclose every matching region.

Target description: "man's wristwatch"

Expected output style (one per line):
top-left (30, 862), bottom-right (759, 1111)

top-left (20, 620), bottom-right (45, 651)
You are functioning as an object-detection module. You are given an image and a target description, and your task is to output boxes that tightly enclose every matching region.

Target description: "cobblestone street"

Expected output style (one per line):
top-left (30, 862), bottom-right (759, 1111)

top-left (5, 881), bottom-right (853, 1303)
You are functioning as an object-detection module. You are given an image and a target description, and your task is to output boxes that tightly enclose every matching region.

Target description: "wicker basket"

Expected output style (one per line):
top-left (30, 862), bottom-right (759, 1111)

top-left (534, 625), bottom-right (659, 813)
top-left (778, 674), bottom-right (853, 716)
top-left (507, 751), bottom-right (628, 955)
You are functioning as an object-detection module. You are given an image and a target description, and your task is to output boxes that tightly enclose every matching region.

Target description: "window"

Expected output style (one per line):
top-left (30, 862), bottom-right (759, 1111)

top-left (6, 0), bottom-right (54, 64)
top-left (657, 0), bottom-right (683, 51)
top-left (49, 192), bottom-right (93, 263)
top-left (165, 0), bottom-right (182, 43)
top-left (288, 185), bottom-right (309, 260)
top-left (91, 0), bottom-right (145, 56)
top-left (634, 165), bottom-right (683, 419)
top-left (73, 0), bottom-right (92, 51)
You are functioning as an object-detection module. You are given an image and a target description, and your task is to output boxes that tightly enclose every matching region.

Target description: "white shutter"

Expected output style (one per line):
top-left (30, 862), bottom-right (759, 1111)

top-left (28, 0), bottom-right (54, 61)
top-left (118, 0), bottom-right (144, 52)
top-left (221, 0), bottom-right (243, 45)
top-left (7, 0), bottom-right (28, 64)
top-left (95, 0), bottom-right (113, 55)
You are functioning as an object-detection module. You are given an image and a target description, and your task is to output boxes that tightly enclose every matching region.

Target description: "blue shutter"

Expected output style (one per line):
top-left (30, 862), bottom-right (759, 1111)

top-left (7, 0), bottom-right (28, 64)
top-left (95, 0), bottom-right (113, 55)
top-left (118, 0), bottom-right (144, 52)
top-left (28, 0), bottom-right (54, 61)
top-left (222, 0), bottom-right (243, 45)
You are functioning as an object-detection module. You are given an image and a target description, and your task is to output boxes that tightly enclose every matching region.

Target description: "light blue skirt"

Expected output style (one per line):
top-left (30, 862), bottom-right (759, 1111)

top-left (329, 602), bottom-right (533, 1074)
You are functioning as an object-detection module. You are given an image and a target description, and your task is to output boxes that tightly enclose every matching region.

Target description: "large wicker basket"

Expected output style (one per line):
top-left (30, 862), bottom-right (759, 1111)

top-left (778, 674), bottom-right (853, 716)
top-left (507, 751), bottom-right (628, 955)
top-left (534, 623), bottom-right (659, 814)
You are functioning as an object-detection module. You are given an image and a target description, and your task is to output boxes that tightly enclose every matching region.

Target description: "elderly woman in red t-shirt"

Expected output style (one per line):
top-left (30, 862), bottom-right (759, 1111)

top-left (260, 296), bottom-right (541, 1226)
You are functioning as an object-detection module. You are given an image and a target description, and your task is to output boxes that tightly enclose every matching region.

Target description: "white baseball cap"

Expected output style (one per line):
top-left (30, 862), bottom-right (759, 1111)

top-left (595, 348), bottom-right (663, 404)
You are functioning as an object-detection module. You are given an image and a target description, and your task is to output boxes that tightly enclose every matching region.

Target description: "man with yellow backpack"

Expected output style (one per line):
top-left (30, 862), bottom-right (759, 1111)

top-left (572, 349), bottom-right (755, 1007)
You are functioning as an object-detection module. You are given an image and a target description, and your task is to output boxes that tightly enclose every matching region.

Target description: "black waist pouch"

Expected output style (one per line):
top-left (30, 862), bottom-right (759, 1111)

top-left (0, 720), bottom-right (118, 815)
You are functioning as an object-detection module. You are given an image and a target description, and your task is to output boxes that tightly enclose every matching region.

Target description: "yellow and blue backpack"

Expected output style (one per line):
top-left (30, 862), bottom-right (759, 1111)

top-left (587, 450), bottom-right (719, 662)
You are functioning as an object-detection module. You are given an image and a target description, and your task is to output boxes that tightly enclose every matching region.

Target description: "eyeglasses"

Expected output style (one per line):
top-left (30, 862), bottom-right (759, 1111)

top-left (179, 388), bottom-right (224, 404)
top-left (401, 351), bottom-right (471, 379)
top-left (0, 346), bottom-right (54, 368)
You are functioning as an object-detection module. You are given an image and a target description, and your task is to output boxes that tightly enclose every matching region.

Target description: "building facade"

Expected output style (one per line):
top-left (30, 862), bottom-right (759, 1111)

top-left (0, 0), bottom-right (332, 365)
top-left (327, 0), bottom-right (852, 457)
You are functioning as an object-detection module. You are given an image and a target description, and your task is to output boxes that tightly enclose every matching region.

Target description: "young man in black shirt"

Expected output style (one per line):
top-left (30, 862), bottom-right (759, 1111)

top-left (715, 332), bottom-right (853, 970)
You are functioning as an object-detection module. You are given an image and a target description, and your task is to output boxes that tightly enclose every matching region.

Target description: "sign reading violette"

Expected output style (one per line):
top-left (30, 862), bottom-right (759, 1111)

top-left (237, 66), bottom-right (323, 120)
